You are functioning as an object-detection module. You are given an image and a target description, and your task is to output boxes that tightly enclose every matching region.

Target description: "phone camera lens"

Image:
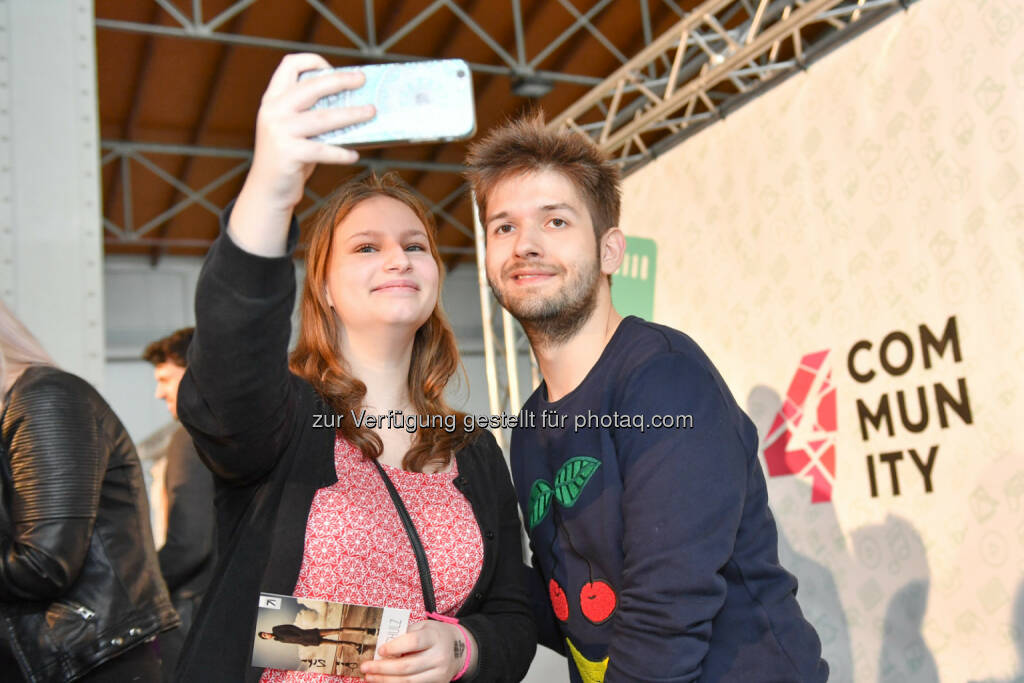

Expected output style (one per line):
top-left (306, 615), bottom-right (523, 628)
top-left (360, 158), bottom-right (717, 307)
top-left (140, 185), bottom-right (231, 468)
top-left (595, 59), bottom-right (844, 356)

top-left (457, 70), bottom-right (466, 78)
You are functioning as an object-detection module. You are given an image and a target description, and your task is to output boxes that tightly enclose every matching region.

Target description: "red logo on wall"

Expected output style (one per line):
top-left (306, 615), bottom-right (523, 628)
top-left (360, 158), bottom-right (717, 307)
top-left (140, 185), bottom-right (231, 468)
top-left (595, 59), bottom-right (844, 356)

top-left (762, 350), bottom-right (837, 503)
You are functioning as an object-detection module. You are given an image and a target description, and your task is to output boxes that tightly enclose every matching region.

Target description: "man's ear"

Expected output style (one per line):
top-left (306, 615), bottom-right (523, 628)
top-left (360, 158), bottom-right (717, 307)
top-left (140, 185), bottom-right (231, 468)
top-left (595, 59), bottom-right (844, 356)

top-left (599, 227), bottom-right (626, 276)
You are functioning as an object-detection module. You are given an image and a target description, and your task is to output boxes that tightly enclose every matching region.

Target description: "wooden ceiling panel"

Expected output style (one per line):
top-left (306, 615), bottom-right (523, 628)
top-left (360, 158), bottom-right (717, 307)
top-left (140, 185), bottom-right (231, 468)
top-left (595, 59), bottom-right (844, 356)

top-left (95, 1), bottom-right (911, 260)
top-left (94, 0), bottom-right (786, 264)
top-left (134, 42), bottom-right (225, 131)
top-left (95, 31), bottom-right (149, 129)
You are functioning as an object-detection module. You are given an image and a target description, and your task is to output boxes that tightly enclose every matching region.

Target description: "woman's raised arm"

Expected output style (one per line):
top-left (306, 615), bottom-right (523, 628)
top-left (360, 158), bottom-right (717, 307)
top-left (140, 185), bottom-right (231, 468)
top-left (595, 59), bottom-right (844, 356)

top-left (230, 53), bottom-right (373, 255)
top-left (178, 54), bottom-right (373, 484)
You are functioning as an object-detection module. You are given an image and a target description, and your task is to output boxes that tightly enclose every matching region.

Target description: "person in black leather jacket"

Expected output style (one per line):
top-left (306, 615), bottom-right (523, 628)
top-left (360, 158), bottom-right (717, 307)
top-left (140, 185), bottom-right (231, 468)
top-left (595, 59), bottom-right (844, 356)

top-left (0, 301), bottom-right (179, 682)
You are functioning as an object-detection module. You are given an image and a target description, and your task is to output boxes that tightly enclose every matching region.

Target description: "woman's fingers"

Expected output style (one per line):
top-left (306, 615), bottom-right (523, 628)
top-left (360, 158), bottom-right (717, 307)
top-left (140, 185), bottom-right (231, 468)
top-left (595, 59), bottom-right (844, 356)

top-left (375, 628), bottom-right (427, 657)
top-left (263, 52), bottom-right (333, 98)
top-left (289, 104), bottom-right (376, 139)
top-left (240, 53), bottom-right (368, 221)
top-left (282, 69), bottom-right (367, 112)
top-left (363, 651), bottom-right (448, 682)
top-left (365, 651), bottom-right (433, 676)
top-left (287, 138), bottom-right (360, 165)
top-left (361, 622), bottom-right (460, 682)
top-left (257, 59), bottom-right (374, 158)
top-left (229, 52), bottom-right (366, 252)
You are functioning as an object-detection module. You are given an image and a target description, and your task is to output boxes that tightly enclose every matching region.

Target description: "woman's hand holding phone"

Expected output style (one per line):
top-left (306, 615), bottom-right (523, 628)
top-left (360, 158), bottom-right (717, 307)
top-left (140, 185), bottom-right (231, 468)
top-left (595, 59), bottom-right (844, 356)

top-left (229, 53), bottom-right (376, 257)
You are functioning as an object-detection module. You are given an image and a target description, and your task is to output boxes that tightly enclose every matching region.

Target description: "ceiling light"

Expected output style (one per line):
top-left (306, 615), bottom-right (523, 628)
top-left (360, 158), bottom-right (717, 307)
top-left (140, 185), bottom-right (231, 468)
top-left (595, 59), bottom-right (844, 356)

top-left (511, 75), bottom-right (554, 98)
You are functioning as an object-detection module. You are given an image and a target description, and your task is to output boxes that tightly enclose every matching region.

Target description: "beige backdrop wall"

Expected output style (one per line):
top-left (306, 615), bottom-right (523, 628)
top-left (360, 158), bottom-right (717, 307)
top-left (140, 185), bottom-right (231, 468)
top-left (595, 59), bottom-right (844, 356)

top-left (620, 1), bottom-right (1024, 681)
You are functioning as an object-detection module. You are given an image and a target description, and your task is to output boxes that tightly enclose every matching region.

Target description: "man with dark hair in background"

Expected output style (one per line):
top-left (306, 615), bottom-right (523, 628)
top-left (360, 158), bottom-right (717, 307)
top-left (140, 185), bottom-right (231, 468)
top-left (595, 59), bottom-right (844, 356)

top-left (143, 327), bottom-right (216, 681)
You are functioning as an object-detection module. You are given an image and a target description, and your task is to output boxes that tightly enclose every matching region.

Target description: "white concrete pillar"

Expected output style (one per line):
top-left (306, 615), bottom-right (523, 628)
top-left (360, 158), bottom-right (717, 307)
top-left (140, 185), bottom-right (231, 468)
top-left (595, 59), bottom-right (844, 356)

top-left (0, 0), bottom-right (104, 386)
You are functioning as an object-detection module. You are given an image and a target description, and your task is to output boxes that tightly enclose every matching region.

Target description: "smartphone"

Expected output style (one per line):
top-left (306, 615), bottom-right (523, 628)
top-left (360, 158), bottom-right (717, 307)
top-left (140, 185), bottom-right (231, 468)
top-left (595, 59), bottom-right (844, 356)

top-left (299, 59), bottom-right (476, 147)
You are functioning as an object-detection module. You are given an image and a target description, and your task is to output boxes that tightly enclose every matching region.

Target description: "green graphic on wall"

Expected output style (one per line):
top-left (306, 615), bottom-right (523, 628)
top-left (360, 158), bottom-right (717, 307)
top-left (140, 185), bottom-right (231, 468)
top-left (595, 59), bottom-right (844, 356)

top-left (612, 236), bottom-right (657, 320)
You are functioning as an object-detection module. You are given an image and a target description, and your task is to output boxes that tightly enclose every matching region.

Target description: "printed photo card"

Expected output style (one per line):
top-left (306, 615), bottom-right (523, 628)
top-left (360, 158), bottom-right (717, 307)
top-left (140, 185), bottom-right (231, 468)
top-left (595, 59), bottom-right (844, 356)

top-left (252, 593), bottom-right (410, 677)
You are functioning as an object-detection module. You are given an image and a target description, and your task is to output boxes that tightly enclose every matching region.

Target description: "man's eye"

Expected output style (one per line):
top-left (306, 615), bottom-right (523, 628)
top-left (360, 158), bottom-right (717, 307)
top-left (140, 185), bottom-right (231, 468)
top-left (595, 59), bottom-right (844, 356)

top-left (550, 218), bottom-right (567, 228)
top-left (495, 224), bottom-right (513, 235)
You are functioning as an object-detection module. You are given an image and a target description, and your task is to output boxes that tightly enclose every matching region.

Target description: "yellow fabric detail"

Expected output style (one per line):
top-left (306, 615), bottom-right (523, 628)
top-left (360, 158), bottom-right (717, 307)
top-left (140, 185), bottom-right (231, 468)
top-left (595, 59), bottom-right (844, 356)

top-left (566, 637), bottom-right (609, 683)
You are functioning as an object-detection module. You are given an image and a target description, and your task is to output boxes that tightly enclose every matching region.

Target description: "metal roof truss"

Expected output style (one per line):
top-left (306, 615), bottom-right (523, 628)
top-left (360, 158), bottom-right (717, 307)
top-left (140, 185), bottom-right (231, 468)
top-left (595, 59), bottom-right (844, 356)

top-left (549, 0), bottom-right (913, 171)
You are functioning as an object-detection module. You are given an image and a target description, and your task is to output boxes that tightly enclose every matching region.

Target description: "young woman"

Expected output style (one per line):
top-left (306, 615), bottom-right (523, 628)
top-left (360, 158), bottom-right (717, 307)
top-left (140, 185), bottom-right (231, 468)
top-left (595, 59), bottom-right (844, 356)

top-left (0, 301), bottom-right (178, 682)
top-left (175, 54), bottom-right (535, 683)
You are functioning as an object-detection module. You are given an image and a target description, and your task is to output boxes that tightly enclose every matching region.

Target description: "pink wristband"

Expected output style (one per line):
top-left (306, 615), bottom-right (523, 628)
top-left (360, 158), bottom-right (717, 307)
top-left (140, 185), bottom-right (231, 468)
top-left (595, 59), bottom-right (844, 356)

top-left (427, 612), bottom-right (471, 681)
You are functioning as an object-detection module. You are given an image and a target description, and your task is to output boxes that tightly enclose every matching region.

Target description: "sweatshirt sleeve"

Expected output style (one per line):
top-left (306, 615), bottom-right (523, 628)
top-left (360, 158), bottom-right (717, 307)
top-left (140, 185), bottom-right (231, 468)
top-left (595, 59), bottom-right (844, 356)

top-left (523, 554), bottom-right (567, 655)
top-left (604, 352), bottom-right (752, 682)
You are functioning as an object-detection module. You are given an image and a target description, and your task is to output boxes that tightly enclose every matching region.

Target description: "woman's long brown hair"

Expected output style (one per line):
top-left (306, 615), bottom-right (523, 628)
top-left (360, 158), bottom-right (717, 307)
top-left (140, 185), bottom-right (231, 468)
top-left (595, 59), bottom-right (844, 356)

top-left (289, 173), bottom-right (473, 472)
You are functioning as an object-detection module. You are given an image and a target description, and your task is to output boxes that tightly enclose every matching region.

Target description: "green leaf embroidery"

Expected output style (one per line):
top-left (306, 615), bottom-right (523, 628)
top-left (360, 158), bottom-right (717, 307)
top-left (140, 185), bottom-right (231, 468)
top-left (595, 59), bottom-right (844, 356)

top-left (553, 457), bottom-right (602, 508)
top-left (528, 479), bottom-right (554, 529)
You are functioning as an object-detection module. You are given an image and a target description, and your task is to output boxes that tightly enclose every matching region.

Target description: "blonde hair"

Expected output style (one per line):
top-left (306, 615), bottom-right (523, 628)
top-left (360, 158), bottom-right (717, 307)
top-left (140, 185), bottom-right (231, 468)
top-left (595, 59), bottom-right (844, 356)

top-left (0, 300), bottom-right (55, 411)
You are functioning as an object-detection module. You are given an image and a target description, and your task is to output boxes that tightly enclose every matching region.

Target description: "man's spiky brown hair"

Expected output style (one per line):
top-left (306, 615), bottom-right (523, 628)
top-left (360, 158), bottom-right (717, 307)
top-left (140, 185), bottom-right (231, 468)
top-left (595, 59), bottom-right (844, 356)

top-left (464, 111), bottom-right (622, 239)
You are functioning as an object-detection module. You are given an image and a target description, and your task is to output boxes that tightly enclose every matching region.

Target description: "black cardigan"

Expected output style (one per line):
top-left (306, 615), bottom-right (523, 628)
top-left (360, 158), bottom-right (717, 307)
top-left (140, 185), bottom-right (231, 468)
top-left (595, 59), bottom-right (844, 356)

top-left (175, 213), bottom-right (536, 682)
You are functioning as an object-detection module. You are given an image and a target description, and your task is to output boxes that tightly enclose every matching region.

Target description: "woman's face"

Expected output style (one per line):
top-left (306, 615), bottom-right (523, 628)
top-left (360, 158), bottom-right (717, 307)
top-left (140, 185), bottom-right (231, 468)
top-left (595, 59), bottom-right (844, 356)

top-left (325, 195), bottom-right (439, 334)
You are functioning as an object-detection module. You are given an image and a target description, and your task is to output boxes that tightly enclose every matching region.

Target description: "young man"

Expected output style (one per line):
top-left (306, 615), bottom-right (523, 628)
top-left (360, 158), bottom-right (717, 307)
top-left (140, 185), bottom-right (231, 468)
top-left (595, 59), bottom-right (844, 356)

top-left (466, 115), bottom-right (827, 682)
top-left (143, 327), bottom-right (217, 680)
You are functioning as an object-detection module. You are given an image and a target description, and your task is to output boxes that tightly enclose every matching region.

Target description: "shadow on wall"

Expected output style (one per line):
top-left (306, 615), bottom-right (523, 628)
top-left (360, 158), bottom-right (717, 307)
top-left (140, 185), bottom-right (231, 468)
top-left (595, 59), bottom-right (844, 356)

top-left (775, 522), bottom-right (854, 682)
top-left (970, 580), bottom-right (1024, 683)
top-left (748, 387), bottom-right (943, 682)
top-left (746, 386), bottom-right (854, 683)
top-left (854, 516), bottom-right (937, 683)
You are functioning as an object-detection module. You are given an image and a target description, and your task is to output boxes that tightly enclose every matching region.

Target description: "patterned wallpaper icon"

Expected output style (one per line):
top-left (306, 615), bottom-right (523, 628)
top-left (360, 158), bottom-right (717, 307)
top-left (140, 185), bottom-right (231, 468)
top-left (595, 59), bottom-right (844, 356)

top-left (619, 0), bottom-right (1024, 675)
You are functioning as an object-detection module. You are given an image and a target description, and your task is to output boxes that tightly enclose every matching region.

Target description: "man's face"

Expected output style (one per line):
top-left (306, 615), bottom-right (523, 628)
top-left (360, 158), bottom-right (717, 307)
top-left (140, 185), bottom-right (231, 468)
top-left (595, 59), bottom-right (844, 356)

top-left (153, 361), bottom-right (187, 419)
top-left (483, 170), bottom-right (603, 343)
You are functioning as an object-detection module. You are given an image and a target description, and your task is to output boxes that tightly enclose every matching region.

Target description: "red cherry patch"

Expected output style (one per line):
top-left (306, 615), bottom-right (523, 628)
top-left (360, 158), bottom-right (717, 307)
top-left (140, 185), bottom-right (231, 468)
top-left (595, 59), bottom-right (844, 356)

top-left (549, 579), bottom-right (569, 622)
top-left (579, 580), bottom-right (617, 624)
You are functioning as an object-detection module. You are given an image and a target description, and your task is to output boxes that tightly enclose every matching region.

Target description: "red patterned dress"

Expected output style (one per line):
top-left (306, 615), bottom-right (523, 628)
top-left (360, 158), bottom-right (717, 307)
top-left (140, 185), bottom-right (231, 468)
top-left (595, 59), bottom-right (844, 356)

top-left (260, 436), bottom-right (484, 682)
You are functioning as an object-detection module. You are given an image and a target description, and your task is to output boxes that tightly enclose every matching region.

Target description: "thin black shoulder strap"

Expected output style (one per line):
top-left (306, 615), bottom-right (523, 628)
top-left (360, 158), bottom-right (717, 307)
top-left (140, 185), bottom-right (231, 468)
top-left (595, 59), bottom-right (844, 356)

top-left (370, 459), bottom-right (436, 614)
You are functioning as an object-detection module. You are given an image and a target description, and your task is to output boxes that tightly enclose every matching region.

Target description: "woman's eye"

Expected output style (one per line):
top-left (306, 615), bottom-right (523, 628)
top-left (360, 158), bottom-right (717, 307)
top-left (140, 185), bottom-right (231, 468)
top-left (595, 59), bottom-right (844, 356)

top-left (356, 244), bottom-right (377, 253)
top-left (405, 243), bottom-right (427, 252)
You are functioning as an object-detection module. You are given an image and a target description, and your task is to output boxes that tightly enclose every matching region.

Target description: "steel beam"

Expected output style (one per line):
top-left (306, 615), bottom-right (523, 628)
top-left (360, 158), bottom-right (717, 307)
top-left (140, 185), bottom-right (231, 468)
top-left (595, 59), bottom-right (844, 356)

top-left (103, 235), bottom-right (475, 255)
top-left (548, 0), bottom-right (909, 168)
top-left (101, 140), bottom-right (467, 173)
top-left (100, 141), bottom-right (472, 247)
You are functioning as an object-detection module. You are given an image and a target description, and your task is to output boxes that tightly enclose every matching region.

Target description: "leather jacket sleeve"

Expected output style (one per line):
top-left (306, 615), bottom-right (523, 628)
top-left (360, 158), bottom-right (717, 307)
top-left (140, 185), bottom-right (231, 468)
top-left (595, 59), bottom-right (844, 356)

top-left (0, 371), bottom-right (106, 601)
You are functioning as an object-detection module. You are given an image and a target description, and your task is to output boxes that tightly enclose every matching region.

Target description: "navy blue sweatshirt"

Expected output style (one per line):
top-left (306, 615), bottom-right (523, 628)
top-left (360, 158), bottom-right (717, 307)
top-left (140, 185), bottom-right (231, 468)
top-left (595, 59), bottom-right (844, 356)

top-left (510, 316), bottom-right (827, 682)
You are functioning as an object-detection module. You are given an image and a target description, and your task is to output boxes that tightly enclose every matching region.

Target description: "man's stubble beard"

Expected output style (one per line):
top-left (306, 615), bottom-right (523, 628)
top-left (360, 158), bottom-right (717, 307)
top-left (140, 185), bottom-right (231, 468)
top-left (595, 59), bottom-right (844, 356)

top-left (489, 255), bottom-right (602, 350)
